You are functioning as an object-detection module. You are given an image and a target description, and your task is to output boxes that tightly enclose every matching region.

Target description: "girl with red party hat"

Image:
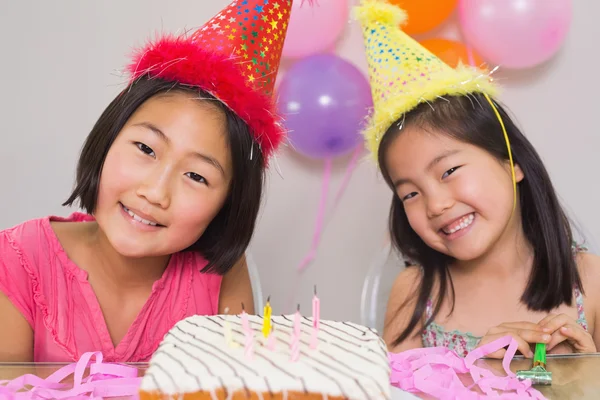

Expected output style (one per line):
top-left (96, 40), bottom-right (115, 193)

top-left (0, 0), bottom-right (302, 362)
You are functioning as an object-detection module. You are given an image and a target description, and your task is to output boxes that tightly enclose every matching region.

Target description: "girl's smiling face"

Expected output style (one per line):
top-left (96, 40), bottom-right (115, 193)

top-left (94, 91), bottom-right (233, 258)
top-left (384, 126), bottom-right (524, 262)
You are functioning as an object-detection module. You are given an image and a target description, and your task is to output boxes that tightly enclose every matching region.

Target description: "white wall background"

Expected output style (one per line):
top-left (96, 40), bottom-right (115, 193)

top-left (0, 1), bottom-right (598, 323)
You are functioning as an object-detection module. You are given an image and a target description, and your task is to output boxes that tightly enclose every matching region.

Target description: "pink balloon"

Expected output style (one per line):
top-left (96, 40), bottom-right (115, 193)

top-left (458, 0), bottom-right (572, 69)
top-left (282, 0), bottom-right (349, 59)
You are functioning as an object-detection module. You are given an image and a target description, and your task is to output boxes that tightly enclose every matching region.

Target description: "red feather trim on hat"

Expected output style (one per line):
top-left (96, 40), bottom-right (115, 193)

top-left (127, 36), bottom-right (284, 164)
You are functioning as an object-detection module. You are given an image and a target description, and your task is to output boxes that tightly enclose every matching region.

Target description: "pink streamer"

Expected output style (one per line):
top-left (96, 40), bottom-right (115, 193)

top-left (389, 336), bottom-right (548, 399)
top-left (0, 352), bottom-right (141, 399)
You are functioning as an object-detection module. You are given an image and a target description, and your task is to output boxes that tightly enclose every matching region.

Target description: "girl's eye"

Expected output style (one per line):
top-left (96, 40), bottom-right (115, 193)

top-left (402, 192), bottom-right (418, 201)
top-left (135, 142), bottom-right (155, 157)
top-left (442, 166), bottom-right (460, 179)
top-left (186, 172), bottom-right (207, 185)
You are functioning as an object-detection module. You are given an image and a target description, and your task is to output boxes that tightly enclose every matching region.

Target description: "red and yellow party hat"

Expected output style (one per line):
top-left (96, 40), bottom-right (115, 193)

top-left (127, 0), bottom-right (309, 163)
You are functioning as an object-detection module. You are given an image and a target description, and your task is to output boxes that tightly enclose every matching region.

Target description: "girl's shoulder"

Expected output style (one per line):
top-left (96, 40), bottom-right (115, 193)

top-left (386, 266), bottom-right (430, 322)
top-left (390, 265), bottom-right (423, 294)
top-left (574, 246), bottom-right (600, 331)
top-left (575, 247), bottom-right (600, 287)
top-left (0, 212), bottom-right (93, 288)
top-left (385, 266), bottom-right (423, 325)
top-left (383, 265), bottom-right (423, 344)
top-left (572, 241), bottom-right (600, 279)
top-left (1, 215), bottom-right (55, 257)
top-left (573, 243), bottom-right (600, 308)
top-left (1, 212), bottom-right (91, 260)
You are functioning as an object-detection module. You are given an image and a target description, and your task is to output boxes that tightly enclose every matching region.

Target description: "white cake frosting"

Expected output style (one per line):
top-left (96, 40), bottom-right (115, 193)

top-left (140, 314), bottom-right (391, 399)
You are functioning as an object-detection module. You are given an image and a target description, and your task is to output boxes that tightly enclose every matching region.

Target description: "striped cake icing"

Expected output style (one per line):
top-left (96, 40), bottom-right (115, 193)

top-left (139, 314), bottom-right (391, 399)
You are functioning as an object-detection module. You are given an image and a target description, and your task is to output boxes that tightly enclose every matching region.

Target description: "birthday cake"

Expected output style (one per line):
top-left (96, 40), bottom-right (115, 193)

top-left (138, 313), bottom-right (391, 399)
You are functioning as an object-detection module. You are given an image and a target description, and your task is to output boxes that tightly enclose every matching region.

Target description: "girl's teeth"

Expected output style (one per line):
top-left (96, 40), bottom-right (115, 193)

top-left (443, 214), bottom-right (474, 234)
top-left (124, 206), bottom-right (157, 226)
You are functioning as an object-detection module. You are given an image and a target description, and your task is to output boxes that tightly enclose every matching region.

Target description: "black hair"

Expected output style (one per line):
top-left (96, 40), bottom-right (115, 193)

top-left (63, 77), bottom-right (264, 275)
top-left (377, 93), bottom-right (582, 347)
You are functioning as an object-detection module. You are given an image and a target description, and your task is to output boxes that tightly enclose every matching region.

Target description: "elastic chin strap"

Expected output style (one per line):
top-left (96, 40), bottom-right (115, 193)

top-left (483, 93), bottom-right (517, 213)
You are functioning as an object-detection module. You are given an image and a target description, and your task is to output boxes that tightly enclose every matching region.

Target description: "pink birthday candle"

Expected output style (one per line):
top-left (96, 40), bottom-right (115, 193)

top-left (290, 304), bottom-right (301, 361)
top-left (290, 333), bottom-right (300, 362)
top-left (310, 285), bottom-right (320, 349)
top-left (241, 303), bottom-right (254, 359)
top-left (294, 304), bottom-right (301, 336)
top-left (245, 334), bottom-right (254, 359)
top-left (241, 303), bottom-right (251, 333)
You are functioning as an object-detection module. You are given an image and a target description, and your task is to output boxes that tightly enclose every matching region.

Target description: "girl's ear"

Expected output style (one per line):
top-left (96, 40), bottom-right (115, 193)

top-left (513, 162), bottom-right (525, 183)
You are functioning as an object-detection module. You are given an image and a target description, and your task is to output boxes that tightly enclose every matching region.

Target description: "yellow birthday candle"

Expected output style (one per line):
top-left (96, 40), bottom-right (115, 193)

top-left (262, 296), bottom-right (272, 338)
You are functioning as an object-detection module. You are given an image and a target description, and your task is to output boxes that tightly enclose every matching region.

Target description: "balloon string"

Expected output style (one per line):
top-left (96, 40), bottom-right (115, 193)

top-left (297, 144), bottom-right (362, 272)
top-left (297, 157), bottom-right (332, 272)
top-left (287, 146), bottom-right (361, 310)
top-left (320, 143), bottom-right (362, 231)
top-left (332, 144), bottom-right (362, 208)
top-left (466, 44), bottom-right (476, 68)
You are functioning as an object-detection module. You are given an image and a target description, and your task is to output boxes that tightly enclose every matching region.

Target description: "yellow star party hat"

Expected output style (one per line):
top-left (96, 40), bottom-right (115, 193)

top-left (354, 0), bottom-right (499, 160)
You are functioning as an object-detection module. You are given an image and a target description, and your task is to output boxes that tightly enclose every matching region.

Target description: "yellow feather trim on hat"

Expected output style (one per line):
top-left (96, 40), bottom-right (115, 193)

top-left (363, 66), bottom-right (498, 159)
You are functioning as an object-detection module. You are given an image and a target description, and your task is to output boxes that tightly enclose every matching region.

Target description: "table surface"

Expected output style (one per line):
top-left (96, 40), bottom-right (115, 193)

top-left (0, 355), bottom-right (598, 399)
top-left (474, 353), bottom-right (600, 399)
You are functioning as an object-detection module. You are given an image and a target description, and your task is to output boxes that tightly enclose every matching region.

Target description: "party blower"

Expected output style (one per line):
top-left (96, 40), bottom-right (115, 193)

top-left (516, 343), bottom-right (552, 385)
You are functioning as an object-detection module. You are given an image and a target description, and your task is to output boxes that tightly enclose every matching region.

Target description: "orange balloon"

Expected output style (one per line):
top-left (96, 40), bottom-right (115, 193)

top-left (419, 38), bottom-right (487, 69)
top-left (388, 0), bottom-right (458, 35)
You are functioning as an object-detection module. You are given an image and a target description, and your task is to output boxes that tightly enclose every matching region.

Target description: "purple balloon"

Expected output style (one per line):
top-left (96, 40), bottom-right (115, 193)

top-left (277, 54), bottom-right (373, 159)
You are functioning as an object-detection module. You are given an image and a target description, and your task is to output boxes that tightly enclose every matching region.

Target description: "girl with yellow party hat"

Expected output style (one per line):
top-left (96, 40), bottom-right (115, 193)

top-left (355, 0), bottom-right (600, 358)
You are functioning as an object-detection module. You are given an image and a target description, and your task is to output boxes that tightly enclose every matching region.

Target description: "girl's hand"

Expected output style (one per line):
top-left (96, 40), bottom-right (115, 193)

top-left (476, 321), bottom-right (551, 358)
top-left (539, 313), bottom-right (596, 354)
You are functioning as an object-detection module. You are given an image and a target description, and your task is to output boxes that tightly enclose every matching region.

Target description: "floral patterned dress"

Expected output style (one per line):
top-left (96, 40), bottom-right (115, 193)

top-left (421, 244), bottom-right (589, 357)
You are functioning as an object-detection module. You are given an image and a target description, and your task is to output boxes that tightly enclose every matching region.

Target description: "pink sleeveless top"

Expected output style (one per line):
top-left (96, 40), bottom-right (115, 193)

top-left (0, 212), bottom-right (222, 363)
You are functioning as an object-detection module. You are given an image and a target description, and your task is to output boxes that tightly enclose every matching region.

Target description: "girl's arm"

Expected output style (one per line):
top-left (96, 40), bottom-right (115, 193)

top-left (542, 252), bottom-right (600, 353)
top-left (0, 291), bottom-right (33, 361)
top-left (383, 266), bottom-right (424, 353)
top-left (218, 254), bottom-right (255, 315)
